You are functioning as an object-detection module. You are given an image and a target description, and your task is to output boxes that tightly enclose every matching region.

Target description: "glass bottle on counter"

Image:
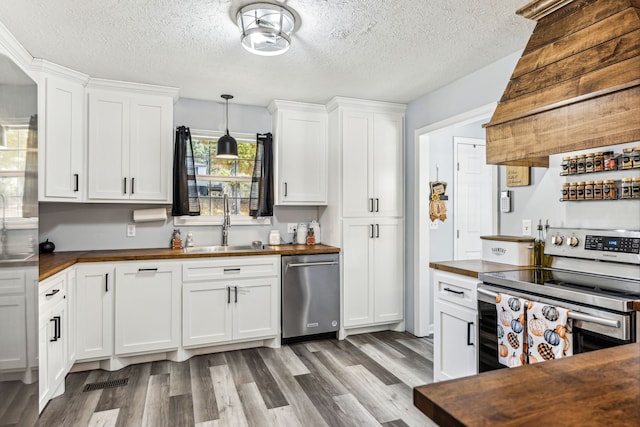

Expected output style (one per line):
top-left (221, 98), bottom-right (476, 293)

top-left (532, 220), bottom-right (545, 267)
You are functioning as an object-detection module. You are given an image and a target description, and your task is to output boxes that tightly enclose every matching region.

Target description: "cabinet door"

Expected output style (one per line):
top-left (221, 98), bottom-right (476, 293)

top-left (0, 295), bottom-right (27, 370)
top-left (47, 298), bottom-right (67, 391)
top-left (277, 109), bottom-right (328, 204)
top-left (38, 315), bottom-right (50, 412)
top-left (42, 75), bottom-right (84, 200)
top-left (66, 268), bottom-right (77, 368)
top-left (76, 264), bottom-right (114, 360)
top-left (129, 95), bottom-right (172, 202)
top-left (183, 282), bottom-right (233, 346)
top-left (433, 299), bottom-right (477, 382)
top-left (115, 263), bottom-right (180, 355)
top-left (87, 91), bottom-right (130, 200)
top-left (342, 220), bottom-right (374, 327)
top-left (373, 219), bottom-right (404, 323)
top-left (342, 110), bottom-right (373, 217)
top-left (233, 278), bottom-right (278, 341)
top-left (372, 112), bottom-right (403, 217)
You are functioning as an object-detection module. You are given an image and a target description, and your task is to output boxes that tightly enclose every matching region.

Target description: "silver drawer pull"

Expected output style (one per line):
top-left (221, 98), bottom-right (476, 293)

top-left (288, 262), bottom-right (338, 268)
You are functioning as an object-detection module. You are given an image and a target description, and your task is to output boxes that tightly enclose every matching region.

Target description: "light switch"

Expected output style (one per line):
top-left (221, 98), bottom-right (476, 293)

top-left (522, 219), bottom-right (532, 236)
top-left (127, 224), bottom-right (136, 237)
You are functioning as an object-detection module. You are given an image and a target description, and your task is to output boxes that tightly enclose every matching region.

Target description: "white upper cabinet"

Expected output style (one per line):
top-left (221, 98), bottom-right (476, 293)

top-left (35, 60), bottom-right (88, 201)
top-left (86, 80), bottom-right (176, 203)
top-left (340, 108), bottom-right (404, 218)
top-left (268, 100), bottom-right (328, 205)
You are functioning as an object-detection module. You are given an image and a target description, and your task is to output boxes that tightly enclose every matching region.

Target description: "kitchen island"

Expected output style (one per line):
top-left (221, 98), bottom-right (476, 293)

top-left (413, 343), bottom-right (640, 426)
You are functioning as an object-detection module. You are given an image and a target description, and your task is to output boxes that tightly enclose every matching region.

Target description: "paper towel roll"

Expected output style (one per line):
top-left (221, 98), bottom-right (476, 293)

top-left (133, 208), bottom-right (167, 223)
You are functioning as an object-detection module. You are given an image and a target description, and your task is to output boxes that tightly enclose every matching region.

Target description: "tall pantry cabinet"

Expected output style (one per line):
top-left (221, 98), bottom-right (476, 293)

top-left (321, 97), bottom-right (406, 338)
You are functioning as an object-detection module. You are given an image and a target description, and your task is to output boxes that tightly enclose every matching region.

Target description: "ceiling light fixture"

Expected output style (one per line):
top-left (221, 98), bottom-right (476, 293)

top-left (216, 94), bottom-right (238, 159)
top-left (237, 2), bottom-right (296, 56)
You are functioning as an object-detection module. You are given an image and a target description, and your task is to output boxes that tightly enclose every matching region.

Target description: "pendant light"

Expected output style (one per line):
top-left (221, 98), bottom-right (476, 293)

top-left (216, 94), bottom-right (238, 159)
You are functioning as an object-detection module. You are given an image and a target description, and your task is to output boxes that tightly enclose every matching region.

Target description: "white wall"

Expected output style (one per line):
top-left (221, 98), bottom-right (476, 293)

top-left (39, 98), bottom-right (319, 251)
top-left (404, 50), bottom-right (522, 334)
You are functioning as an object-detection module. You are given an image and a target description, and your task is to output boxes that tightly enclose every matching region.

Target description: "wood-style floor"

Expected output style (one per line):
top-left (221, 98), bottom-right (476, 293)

top-left (36, 331), bottom-right (436, 427)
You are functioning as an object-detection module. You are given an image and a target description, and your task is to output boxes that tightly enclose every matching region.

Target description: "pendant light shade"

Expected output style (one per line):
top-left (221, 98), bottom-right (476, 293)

top-left (216, 94), bottom-right (238, 159)
top-left (237, 3), bottom-right (296, 56)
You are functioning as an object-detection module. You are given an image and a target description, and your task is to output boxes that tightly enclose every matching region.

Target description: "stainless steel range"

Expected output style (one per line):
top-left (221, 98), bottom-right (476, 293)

top-left (477, 227), bottom-right (640, 372)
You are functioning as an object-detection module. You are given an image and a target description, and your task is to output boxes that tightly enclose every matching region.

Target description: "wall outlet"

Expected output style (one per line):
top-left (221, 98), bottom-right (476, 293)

top-left (522, 219), bottom-right (532, 236)
top-left (429, 220), bottom-right (439, 230)
top-left (127, 224), bottom-right (136, 237)
top-left (287, 223), bottom-right (297, 233)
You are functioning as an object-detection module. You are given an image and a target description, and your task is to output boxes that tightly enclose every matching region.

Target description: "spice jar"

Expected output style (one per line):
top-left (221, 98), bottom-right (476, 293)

top-left (593, 180), bottom-right (603, 200)
top-left (561, 182), bottom-right (570, 201)
top-left (621, 148), bottom-right (633, 169)
top-left (603, 151), bottom-right (616, 171)
top-left (603, 179), bottom-right (616, 200)
top-left (569, 182), bottom-right (577, 200)
top-left (585, 153), bottom-right (594, 173)
top-left (633, 147), bottom-right (640, 169)
top-left (632, 176), bottom-right (640, 199)
top-left (576, 154), bottom-right (587, 174)
top-left (620, 178), bottom-right (633, 199)
top-left (593, 152), bottom-right (604, 172)
top-left (569, 156), bottom-right (578, 175)
top-left (576, 181), bottom-right (585, 200)
top-left (560, 156), bottom-right (571, 176)
top-left (584, 181), bottom-right (594, 200)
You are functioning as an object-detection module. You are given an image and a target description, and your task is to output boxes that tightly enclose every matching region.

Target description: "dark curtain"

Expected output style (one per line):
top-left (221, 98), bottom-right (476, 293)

top-left (22, 114), bottom-right (38, 218)
top-left (171, 126), bottom-right (200, 216)
top-left (249, 132), bottom-right (274, 217)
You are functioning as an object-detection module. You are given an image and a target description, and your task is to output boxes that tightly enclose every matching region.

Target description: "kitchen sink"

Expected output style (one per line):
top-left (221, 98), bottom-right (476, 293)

top-left (0, 253), bottom-right (35, 263)
top-left (183, 244), bottom-right (274, 254)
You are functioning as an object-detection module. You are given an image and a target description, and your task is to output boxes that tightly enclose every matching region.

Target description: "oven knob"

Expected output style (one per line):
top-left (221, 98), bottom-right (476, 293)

top-left (567, 236), bottom-right (579, 247)
top-left (552, 235), bottom-right (564, 246)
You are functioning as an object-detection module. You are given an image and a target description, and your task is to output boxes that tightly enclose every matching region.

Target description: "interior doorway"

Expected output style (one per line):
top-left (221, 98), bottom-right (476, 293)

top-left (412, 103), bottom-right (498, 337)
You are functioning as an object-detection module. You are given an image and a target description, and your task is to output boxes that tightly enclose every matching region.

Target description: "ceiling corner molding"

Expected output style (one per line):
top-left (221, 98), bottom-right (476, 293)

top-left (0, 20), bottom-right (36, 79)
top-left (86, 78), bottom-right (180, 102)
top-left (516, 0), bottom-right (575, 21)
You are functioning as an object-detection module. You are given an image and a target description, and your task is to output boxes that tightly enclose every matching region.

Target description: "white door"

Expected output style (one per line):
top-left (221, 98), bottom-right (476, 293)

top-left (76, 264), bottom-right (114, 360)
top-left (233, 278), bottom-right (278, 341)
top-left (0, 295), bottom-right (27, 370)
top-left (129, 95), bottom-right (172, 201)
top-left (433, 299), bottom-right (477, 381)
top-left (373, 219), bottom-right (404, 323)
top-left (455, 137), bottom-right (494, 260)
top-left (183, 283), bottom-right (233, 346)
top-left (342, 110), bottom-right (373, 218)
top-left (372, 112), bottom-right (404, 217)
top-left (342, 219), bottom-right (373, 326)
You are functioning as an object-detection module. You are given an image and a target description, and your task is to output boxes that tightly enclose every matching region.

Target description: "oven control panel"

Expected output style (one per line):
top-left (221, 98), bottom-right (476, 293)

top-left (545, 227), bottom-right (640, 264)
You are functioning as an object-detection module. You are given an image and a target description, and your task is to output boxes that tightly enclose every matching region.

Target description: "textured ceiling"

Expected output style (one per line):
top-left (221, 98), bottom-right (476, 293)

top-left (0, 0), bottom-right (535, 107)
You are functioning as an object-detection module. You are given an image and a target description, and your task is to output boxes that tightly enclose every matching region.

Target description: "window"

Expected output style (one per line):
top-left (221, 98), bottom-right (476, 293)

top-left (0, 122), bottom-right (29, 218)
top-left (174, 130), bottom-right (270, 226)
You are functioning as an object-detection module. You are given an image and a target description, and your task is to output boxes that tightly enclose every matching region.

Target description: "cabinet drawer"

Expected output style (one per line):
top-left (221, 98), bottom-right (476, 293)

top-left (433, 270), bottom-right (478, 310)
top-left (39, 271), bottom-right (67, 312)
top-left (182, 256), bottom-right (279, 282)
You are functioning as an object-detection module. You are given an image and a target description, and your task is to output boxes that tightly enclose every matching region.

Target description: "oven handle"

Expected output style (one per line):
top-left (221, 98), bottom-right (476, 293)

top-left (477, 288), bottom-right (621, 329)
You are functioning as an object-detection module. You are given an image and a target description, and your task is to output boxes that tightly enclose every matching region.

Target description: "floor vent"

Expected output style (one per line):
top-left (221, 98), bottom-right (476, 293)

top-left (83, 378), bottom-right (129, 392)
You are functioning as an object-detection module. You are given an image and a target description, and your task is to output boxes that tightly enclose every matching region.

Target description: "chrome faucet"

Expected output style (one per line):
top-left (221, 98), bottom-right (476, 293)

top-left (0, 193), bottom-right (6, 255)
top-left (222, 193), bottom-right (230, 246)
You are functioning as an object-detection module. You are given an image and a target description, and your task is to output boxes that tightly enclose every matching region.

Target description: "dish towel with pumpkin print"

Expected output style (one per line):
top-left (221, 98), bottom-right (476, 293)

top-left (527, 301), bottom-right (572, 364)
top-left (495, 293), bottom-right (526, 368)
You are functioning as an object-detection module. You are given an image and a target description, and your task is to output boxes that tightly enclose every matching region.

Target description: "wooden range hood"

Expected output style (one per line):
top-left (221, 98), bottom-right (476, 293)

top-left (484, 0), bottom-right (640, 167)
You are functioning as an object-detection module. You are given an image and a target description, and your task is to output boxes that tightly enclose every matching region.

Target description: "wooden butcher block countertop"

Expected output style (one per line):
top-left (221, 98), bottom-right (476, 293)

top-left (429, 259), bottom-right (531, 279)
top-left (39, 244), bottom-right (340, 281)
top-left (414, 343), bottom-right (640, 427)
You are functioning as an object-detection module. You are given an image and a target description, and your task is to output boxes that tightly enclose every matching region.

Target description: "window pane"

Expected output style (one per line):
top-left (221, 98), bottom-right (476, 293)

top-left (238, 160), bottom-right (254, 177)
top-left (0, 177), bottom-right (24, 217)
top-left (0, 149), bottom-right (26, 171)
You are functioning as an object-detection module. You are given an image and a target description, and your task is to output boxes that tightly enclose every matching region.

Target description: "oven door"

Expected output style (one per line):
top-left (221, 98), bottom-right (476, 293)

top-left (477, 284), bottom-right (636, 373)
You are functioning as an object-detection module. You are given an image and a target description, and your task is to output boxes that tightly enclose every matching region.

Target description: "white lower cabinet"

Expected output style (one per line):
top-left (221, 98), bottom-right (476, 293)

top-left (0, 268), bottom-right (27, 371)
top-left (433, 270), bottom-right (479, 382)
top-left (342, 218), bottom-right (404, 327)
top-left (182, 256), bottom-right (280, 348)
top-left (75, 264), bottom-right (114, 360)
top-left (115, 262), bottom-right (181, 355)
top-left (39, 271), bottom-right (68, 412)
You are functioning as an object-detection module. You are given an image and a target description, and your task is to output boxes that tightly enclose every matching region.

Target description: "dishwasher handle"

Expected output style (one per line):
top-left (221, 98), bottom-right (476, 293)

top-left (287, 261), bottom-right (338, 268)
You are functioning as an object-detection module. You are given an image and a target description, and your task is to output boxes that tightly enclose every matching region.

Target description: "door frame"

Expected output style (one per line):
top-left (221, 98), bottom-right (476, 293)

top-left (453, 137), bottom-right (498, 260)
top-left (412, 102), bottom-right (497, 337)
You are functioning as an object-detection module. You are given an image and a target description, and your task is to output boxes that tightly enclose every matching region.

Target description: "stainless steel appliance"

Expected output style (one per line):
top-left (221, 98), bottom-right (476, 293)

top-left (281, 253), bottom-right (340, 341)
top-left (478, 227), bottom-right (639, 372)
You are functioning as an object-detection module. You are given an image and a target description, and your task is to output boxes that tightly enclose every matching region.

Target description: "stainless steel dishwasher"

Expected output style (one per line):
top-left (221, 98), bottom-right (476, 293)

top-left (281, 253), bottom-right (340, 341)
